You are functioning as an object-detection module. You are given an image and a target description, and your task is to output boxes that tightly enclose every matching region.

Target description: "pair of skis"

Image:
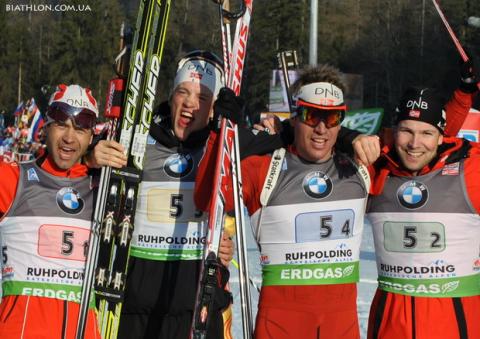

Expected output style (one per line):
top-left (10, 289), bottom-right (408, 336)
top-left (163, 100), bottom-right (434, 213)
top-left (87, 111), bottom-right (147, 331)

top-left (191, 1), bottom-right (254, 338)
top-left (76, 1), bottom-right (171, 338)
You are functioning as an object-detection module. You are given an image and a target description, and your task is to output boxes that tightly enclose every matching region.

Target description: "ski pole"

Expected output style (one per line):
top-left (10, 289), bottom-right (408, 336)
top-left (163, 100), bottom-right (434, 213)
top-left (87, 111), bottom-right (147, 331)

top-left (431, 0), bottom-right (469, 62)
top-left (191, 1), bottom-right (254, 338)
top-left (217, 0), bottom-right (231, 88)
top-left (212, 0), bottom-right (246, 20)
top-left (226, 1), bottom-right (255, 337)
top-left (212, 0), bottom-right (246, 82)
top-left (231, 259), bottom-right (261, 293)
top-left (277, 50), bottom-right (299, 113)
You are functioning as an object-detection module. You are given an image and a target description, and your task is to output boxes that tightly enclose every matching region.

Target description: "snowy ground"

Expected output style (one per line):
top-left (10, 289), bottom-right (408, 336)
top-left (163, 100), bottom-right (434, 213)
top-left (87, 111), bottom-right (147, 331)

top-left (229, 218), bottom-right (377, 339)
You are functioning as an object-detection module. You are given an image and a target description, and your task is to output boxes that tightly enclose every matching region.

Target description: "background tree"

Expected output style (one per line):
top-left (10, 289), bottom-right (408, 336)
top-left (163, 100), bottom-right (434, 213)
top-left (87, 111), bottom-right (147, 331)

top-left (0, 0), bottom-right (479, 126)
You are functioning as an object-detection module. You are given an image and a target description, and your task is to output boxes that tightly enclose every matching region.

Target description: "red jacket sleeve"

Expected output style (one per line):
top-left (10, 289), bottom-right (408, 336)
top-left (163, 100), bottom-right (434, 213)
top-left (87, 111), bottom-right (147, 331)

top-left (194, 131), bottom-right (224, 212)
top-left (464, 145), bottom-right (480, 214)
top-left (444, 89), bottom-right (476, 137)
top-left (194, 131), bottom-right (270, 216)
top-left (240, 155), bottom-right (270, 215)
top-left (0, 161), bottom-right (20, 217)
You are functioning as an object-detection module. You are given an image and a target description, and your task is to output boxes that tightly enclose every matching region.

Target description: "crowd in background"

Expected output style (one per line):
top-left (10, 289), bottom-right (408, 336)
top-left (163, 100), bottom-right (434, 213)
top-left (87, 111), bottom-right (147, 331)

top-left (0, 100), bottom-right (46, 163)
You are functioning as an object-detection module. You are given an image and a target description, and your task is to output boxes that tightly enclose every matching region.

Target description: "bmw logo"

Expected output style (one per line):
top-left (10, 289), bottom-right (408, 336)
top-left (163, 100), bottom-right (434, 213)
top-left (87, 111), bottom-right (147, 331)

top-left (56, 187), bottom-right (84, 214)
top-left (302, 171), bottom-right (333, 199)
top-left (397, 180), bottom-right (428, 209)
top-left (164, 153), bottom-right (194, 178)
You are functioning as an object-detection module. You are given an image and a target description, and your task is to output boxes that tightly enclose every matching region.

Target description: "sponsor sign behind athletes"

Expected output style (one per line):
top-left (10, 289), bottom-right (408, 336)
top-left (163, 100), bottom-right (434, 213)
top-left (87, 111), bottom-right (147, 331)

top-left (342, 108), bottom-right (384, 135)
top-left (457, 109), bottom-right (480, 142)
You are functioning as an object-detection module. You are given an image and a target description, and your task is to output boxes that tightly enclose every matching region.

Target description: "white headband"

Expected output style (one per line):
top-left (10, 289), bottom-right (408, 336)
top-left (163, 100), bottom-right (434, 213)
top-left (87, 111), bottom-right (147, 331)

top-left (173, 58), bottom-right (224, 98)
top-left (293, 82), bottom-right (345, 113)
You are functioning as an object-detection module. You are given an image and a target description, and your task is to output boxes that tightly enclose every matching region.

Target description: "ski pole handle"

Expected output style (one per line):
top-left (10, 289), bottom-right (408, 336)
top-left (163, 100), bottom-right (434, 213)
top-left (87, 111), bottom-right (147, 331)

top-left (212, 0), bottom-right (246, 20)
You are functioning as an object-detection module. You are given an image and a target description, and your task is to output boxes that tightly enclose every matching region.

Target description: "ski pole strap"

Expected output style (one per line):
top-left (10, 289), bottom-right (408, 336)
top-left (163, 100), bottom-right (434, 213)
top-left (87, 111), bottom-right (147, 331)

top-left (357, 163), bottom-right (371, 193)
top-left (260, 148), bottom-right (286, 206)
top-left (342, 153), bottom-right (371, 201)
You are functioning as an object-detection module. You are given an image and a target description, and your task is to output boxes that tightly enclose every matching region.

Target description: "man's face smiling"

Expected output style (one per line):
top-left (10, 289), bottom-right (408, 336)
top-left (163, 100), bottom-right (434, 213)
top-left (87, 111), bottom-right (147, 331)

top-left (45, 118), bottom-right (92, 170)
top-left (293, 118), bottom-right (340, 163)
top-left (171, 81), bottom-right (214, 141)
top-left (394, 119), bottom-right (443, 175)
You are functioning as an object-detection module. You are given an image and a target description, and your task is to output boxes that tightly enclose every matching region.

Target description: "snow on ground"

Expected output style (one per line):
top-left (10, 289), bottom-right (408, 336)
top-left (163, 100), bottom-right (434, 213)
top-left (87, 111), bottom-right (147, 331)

top-left (230, 219), bottom-right (377, 339)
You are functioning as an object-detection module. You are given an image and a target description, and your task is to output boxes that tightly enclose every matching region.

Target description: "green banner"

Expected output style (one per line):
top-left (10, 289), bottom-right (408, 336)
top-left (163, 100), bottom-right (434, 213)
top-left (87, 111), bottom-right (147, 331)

top-left (342, 108), bottom-right (384, 134)
top-left (262, 262), bottom-right (359, 286)
top-left (378, 274), bottom-right (480, 297)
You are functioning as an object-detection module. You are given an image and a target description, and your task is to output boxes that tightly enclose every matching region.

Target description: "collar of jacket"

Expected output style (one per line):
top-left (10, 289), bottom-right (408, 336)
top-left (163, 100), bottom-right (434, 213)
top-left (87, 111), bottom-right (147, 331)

top-left (36, 153), bottom-right (89, 178)
top-left (371, 137), bottom-right (471, 195)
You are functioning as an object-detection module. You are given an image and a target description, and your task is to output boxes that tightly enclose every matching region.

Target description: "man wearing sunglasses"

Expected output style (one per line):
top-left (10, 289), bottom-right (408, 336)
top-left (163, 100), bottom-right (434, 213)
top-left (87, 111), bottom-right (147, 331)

top-left (195, 64), bottom-right (376, 338)
top-left (0, 84), bottom-right (100, 338)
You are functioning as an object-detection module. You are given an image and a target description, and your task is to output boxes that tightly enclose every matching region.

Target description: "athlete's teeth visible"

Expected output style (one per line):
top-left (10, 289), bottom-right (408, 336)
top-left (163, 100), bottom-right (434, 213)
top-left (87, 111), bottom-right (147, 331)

top-left (407, 151), bottom-right (422, 157)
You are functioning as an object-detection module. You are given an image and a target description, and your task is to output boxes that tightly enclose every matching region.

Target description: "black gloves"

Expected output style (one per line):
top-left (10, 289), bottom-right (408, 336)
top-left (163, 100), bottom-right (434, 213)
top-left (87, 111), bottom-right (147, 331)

top-left (459, 59), bottom-right (478, 93)
top-left (213, 263), bottom-right (232, 312)
top-left (211, 87), bottom-right (245, 131)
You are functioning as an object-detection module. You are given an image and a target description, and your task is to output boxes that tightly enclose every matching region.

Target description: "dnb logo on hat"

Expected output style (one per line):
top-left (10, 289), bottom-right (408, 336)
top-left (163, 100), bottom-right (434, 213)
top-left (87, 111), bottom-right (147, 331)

top-left (56, 187), bottom-right (84, 214)
top-left (164, 153), bottom-right (194, 178)
top-left (397, 180), bottom-right (428, 209)
top-left (303, 171), bottom-right (333, 199)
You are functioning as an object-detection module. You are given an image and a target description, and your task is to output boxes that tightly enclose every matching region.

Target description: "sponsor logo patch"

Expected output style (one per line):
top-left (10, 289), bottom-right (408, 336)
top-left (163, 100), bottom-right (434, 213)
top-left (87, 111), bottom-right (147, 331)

top-left (302, 171), bottom-right (333, 199)
top-left (27, 168), bottom-right (40, 182)
top-left (56, 187), bottom-right (84, 214)
top-left (396, 180), bottom-right (428, 209)
top-left (163, 153), bottom-right (194, 178)
top-left (473, 258), bottom-right (480, 271)
top-left (147, 135), bottom-right (156, 145)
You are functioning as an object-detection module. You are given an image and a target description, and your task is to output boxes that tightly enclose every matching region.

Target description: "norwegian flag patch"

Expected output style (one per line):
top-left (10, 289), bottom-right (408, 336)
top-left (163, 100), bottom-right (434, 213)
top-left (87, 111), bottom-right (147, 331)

top-left (409, 110), bottom-right (420, 118)
top-left (442, 162), bottom-right (460, 176)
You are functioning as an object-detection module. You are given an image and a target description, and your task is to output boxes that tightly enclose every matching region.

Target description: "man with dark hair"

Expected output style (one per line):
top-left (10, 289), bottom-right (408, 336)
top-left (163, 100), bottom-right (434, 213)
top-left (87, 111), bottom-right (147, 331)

top-left (367, 87), bottom-right (480, 339)
top-left (0, 84), bottom-right (100, 338)
top-left (196, 64), bottom-right (378, 338)
top-left (88, 50), bottom-right (234, 339)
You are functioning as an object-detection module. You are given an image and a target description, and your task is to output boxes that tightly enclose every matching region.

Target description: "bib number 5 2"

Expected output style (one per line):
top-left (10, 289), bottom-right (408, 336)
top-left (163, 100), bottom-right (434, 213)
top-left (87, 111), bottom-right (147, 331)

top-left (403, 226), bottom-right (442, 249)
top-left (384, 222), bottom-right (445, 253)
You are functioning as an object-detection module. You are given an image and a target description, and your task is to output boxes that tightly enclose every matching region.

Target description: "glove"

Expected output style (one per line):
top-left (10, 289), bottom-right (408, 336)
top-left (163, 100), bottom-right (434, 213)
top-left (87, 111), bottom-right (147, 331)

top-left (211, 87), bottom-right (245, 130)
top-left (213, 263), bottom-right (232, 312)
top-left (459, 59), bottom-right (478, 93)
